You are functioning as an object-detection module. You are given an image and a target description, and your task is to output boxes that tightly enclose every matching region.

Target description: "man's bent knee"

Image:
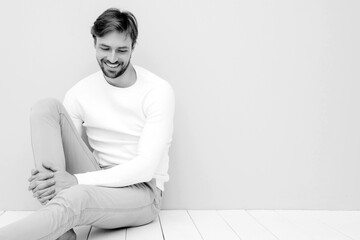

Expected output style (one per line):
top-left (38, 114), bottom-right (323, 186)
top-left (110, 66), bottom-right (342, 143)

top-left (30, 98), bottom-right (62, 121)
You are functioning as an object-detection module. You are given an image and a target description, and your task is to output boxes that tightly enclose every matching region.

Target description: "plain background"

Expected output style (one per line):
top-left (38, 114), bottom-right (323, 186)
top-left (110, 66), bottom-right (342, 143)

top-left (0, 0), bottom-right (359, 210)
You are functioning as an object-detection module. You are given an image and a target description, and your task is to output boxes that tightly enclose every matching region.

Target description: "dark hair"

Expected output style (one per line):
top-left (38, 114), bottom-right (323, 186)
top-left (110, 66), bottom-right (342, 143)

top-left (91, 8), bottom-right (138, 48)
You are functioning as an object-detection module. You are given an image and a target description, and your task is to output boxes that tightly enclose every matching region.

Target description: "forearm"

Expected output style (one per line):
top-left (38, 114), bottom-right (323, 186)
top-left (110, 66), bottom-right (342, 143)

top-left (74, 157), bottom-right (157, 187)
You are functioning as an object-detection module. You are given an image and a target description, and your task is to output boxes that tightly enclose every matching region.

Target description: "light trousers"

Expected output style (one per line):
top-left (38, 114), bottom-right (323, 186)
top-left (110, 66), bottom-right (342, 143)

top-left (0, 98), bottom-right (162, 240)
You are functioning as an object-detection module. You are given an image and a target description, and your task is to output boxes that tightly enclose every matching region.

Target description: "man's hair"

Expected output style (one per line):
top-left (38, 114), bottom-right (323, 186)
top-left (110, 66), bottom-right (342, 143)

top-left (91, 8), bottom-right (138, 48)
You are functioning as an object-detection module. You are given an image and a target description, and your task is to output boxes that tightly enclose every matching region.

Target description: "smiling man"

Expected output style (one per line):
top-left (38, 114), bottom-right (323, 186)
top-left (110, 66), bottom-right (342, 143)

top-left (0, 8), bottom-right (174, 240)
top-left (96, 31), bottom-right (135, 86)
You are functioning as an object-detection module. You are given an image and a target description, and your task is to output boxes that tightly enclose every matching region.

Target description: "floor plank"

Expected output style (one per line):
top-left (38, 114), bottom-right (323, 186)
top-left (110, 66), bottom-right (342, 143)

top-left (88, 227), bottom-right (126, 240)
top-left (0, 211), bottom-right (34, 228)
top-left (248, 210), bottom-right (316, 240)
top-left (297, 211), bottom-right (360, 240)
top-left (126, 216), bottom-right (164, 240)
top-left (159, 210), bottom-right (202, 240)
top-left (188, 210), bottom-right (240, 240)
top-left (276, 210), bottom-right (354, 240)
top-left (219, 210), bottom-right (279, 240)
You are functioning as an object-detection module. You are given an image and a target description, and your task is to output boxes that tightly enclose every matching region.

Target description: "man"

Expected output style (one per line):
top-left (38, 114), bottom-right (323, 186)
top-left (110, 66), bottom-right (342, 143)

top-left (0, 8), bottom-right (174, 240)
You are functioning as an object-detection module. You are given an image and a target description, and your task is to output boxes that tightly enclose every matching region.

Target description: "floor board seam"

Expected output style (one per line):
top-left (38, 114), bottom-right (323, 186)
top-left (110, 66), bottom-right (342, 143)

top-left (315, 218), bottom-right (356, 240)
top-left (157, 214), bottom-right (165, 240)
top-left (0, 211), bottom-right (6, 217)
top-left (86, 226), bottom-right (92, 240)
top-left (245, 210), bottom-right (281, 240)
top-left (217, 210), bottom-right (242, 240)
top-left (272, 210), bottom-right (314, 239)
top-left (187, 210), bottom-right (205, 240)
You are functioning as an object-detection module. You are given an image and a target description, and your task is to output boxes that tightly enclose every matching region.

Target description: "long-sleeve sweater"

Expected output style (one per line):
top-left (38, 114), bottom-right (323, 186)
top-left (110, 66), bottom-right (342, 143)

top-left (63, 65), bottom-right (175, 191)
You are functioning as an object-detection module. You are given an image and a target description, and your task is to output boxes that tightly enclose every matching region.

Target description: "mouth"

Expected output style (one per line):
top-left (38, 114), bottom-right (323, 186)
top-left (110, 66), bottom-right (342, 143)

top-left (104, 61), bottom-right (121, 69)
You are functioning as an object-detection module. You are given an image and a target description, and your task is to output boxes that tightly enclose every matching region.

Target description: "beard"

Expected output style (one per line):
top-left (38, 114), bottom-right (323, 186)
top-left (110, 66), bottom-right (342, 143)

top-left (98, 58), bottom-right (131, 79)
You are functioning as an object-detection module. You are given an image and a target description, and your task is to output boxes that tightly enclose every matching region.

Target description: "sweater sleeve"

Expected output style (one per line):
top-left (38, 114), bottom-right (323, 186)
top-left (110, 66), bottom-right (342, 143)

top-left (74, 82), bottom-right (175, 187)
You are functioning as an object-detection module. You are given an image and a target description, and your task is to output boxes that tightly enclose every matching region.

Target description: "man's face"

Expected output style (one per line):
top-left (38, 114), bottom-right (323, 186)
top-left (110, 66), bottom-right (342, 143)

top-left (95, 31), bottom-right (133, 79)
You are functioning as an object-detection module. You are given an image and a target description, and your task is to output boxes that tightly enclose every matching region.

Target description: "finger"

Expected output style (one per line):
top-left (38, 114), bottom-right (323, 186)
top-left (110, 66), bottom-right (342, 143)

top-left (29, 174), bottom-right (56, 191)
top-left (28, 169), bottom-right (41, 182)
top-left (28, 170), bottom-right (54, 182)
top-left (28, 174), bottom-right (40, 182)
top-left (28, 170), bottom-right (39, 182)
top-left (33, 187), bottom-right (45, 198)
top-left (28, 181), bottom-right (37, 191)
top-left (39, 192), bottom-right (56, 203)
top-left (31, 169), bottom-right (39, 175)
top-left (35, 187), bottom-right (56, 198)
top-left (32, 179), bottom-right (56, 192)
top-left (36, 187), bottom-right (55, 198)
top-left (39, 193), bottom-right (56, 205)
top-left (34, 180), bottom-right (56, 192)
top-left (35, 172), bottom-right (54, 181)
top-left (28, 179), bottom-right (43, 191)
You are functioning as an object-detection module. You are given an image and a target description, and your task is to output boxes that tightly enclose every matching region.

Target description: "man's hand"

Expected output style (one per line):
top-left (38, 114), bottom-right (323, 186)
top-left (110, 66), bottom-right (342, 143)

top-left (28, 163), bottom-right (78, 205)
top-left (28, 169), bottom-right (56, 205)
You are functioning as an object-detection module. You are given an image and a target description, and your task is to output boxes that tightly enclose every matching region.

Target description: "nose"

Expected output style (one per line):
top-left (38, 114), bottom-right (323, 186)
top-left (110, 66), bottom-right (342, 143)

top-left (107, 51), bottom-right (117, 63)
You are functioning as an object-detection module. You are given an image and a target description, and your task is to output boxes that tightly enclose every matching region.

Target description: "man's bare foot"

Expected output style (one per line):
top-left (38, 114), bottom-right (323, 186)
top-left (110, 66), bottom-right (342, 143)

top-left (57, 229), bottom-right (76, 240)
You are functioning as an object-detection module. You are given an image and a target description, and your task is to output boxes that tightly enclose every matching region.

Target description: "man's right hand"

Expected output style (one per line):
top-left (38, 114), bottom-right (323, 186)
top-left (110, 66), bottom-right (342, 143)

top-left (28, 169), bottom-right (56, 205)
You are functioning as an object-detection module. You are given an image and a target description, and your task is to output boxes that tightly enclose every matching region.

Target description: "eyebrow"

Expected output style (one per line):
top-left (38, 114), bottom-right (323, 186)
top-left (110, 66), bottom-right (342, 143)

top-left (99, 44), bottom-right (129, 49)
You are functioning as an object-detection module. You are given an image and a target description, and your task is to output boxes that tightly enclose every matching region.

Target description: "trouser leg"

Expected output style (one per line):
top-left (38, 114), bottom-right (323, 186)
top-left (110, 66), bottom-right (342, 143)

top-left (29, 98), bottom-right (100, 174)
top-left (0, 98), bottom-right (99, 239)
top-left (0, 181), bottom-right (161, 240)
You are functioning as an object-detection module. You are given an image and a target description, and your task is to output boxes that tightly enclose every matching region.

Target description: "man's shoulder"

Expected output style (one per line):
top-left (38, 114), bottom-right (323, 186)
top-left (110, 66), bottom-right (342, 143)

top-left (135, 65), bottom-right (172, 90)
top-left (135, 66), bottom-right (174, 104)
top-left (68, 71), bottom-right (103, 92)
top-left (77, 71), bottom-right (103, 87)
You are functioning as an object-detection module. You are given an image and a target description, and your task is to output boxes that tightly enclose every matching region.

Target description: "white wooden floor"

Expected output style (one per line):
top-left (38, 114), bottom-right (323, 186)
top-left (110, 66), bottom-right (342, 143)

top-left (0, 210), bottom-right (360, 240)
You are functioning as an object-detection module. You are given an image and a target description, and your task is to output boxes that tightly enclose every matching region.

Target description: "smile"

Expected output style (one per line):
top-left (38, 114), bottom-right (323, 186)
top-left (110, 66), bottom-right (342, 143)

top-left (104, 62), bottom-right (121, 68)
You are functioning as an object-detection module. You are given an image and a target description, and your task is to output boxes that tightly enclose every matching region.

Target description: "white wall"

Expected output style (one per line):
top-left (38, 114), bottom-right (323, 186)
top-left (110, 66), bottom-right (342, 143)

top-left (0, 0), bottom-right (359, 210)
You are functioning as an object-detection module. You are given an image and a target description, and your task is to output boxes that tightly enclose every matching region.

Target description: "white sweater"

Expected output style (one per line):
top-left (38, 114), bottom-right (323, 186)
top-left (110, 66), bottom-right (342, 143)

top-left (63, 66), bottom-right (175, 191)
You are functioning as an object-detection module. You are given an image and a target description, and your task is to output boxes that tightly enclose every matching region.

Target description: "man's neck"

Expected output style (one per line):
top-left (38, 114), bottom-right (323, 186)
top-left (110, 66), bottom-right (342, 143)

top-left (104, 64), bottom-right (137, 88)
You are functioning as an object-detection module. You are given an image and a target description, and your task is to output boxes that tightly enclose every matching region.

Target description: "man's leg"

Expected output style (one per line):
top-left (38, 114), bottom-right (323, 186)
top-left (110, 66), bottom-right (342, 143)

top-left (30, 98), bottom-right (102, 239)
top-left (30, 98), bottom-right (100, 174)
top-left (31, 98), bottom-right (100, 239)
top-left (0, 98), bottom-right (100, 239)
top-left (0, 179), bottom-right (162, 240)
